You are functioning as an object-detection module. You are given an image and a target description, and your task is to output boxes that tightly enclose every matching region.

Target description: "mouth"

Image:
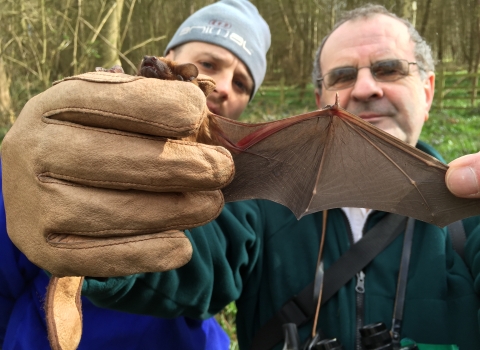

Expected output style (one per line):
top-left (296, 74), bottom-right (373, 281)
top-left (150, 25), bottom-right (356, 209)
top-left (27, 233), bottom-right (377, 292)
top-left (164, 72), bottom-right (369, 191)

top-left (357, 114), bottom-right (385, 123)
top-left (139, 56), bottom-right (169, 79)
top-left (140, 66), bottom-right (160, 79)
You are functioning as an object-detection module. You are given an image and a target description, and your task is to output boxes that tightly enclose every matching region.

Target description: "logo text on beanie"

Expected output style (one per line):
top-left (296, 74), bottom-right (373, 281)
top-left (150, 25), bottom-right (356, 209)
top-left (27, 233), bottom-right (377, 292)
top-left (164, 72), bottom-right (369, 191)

top-left (209, 20), bottom-right (232, 29)
top-left (179, 25), bottom-right (252, 56)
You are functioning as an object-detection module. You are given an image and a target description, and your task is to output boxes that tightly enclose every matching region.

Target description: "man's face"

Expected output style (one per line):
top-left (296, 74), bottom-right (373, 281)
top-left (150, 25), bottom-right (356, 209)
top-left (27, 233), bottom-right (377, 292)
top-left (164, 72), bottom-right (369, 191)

top-left (316, 14), bottom-right (435, 146)
top-left (166, 42), bottom-right (253, 120)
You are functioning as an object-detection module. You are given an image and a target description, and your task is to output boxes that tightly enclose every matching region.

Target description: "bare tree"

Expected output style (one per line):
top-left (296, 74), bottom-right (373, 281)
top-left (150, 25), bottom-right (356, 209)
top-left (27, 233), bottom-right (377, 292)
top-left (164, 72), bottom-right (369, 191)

top-left (0, 0), bottom-right (479, 133)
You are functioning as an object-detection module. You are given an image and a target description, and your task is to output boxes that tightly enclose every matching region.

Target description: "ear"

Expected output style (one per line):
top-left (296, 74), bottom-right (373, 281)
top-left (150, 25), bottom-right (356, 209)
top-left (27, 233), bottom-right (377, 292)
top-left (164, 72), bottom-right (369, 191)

top-left (174, 63), bottom-right (199, 82)
top-left (423, 72), bottom-right (435, 121)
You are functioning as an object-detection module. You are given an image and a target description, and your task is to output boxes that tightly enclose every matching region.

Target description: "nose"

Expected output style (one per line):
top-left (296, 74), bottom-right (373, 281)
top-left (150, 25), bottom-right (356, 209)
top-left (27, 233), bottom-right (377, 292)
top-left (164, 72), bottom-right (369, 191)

top-left (143, 56), bottom-right (155, 63)
top-left (213, 74), bottom-right (231, 100)
top-left (350, 67), bottom-right (383, 101)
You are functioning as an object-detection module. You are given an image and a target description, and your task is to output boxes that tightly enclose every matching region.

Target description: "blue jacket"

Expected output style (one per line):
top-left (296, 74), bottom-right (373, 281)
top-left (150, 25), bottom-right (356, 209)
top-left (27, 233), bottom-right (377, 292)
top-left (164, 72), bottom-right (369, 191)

top-left (0, 164), bottom-right (230, 350)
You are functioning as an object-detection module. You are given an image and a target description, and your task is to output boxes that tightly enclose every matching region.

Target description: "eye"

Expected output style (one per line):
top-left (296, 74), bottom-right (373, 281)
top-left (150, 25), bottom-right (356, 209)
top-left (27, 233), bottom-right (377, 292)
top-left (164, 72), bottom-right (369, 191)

top-left (234, 78), bottom-right (252, 96)
top-left (373, 60), bottom-right (406, 79)
top-left (325, 67), bottom-right (356, 89)
top-left (199, 61), bottom-right (214, 70)
top-left (234, 79), bottom-right (246, 91)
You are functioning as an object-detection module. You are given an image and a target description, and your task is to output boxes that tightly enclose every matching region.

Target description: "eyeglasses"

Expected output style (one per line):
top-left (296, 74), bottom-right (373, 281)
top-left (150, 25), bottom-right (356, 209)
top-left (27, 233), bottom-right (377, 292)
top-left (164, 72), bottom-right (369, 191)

top-left (317, 59), bottom-right (422, 91)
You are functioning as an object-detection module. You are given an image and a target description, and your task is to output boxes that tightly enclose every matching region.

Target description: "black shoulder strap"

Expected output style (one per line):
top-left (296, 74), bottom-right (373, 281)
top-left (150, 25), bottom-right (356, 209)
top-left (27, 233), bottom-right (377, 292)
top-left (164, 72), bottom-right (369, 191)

top-left (250, 214), bottom-right (407, 350)
top-left (447, 220), bottom-right (466, 261)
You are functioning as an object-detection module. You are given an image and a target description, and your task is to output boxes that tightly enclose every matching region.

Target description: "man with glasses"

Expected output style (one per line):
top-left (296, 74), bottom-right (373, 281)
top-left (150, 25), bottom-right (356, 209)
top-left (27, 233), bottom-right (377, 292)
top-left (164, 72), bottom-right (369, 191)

top-left (2, 4), bottom-right (480, 350)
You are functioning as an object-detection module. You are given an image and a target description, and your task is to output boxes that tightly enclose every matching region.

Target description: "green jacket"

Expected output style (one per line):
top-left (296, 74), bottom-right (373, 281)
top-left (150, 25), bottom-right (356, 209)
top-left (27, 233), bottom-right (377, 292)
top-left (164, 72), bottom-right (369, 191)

top-left (83, 142), bottom-right (480, 350)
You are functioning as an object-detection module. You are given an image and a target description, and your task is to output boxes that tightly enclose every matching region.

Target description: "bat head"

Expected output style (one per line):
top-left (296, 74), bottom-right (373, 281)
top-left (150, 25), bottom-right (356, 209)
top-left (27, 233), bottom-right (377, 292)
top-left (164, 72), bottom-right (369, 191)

top-left (138, 56), bottom-right (199, 85)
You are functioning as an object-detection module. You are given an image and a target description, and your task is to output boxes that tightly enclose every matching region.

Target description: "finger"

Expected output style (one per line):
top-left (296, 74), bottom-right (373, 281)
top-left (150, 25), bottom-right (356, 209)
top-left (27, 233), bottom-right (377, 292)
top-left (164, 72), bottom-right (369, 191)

top-left (41, 185), bottom-right (224, 236)
top-left (37, 121), bottom-right (235, 192)
top-left (446, 152), bottom-right (480, 198)
top-left (24, 228), bottom-right (193, 277)
top-left (40, 185), bottom-right (222, 276)
top-left (44, 72), bottom-right (208, 138)
top-left (6, 183), bottom-right (223, 276)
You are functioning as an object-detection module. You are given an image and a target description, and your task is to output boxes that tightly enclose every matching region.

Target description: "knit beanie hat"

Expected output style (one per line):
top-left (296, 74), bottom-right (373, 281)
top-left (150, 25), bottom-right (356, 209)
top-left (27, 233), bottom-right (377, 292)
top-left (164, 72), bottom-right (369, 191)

top-left (164, 0), bottom-right (271, 98)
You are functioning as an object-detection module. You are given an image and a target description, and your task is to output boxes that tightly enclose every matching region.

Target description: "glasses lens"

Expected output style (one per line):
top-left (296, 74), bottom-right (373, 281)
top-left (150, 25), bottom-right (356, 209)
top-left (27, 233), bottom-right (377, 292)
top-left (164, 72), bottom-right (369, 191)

top-left (324, 67), bottom-right (357, 90)
top-left (371, 60), bottom-right (409, 82)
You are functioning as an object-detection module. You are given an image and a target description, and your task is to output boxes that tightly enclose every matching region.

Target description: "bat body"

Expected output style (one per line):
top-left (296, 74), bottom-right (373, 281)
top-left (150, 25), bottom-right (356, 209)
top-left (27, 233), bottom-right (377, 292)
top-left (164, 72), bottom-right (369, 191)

top-left (136, 58), bottom-right (480, 227)
top-left (137, 56), bottom-right (224, 146)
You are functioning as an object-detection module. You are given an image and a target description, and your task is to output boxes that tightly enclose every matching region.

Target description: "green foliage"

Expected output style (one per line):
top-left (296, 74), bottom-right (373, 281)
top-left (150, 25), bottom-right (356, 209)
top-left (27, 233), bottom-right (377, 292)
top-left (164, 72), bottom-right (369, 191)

top-left (215, 302), bottom-right (239, 350)
top-left (0, 126), bottom-right (9, 143)
top-left (433, 69), bottom-right (480, 110)
top-left (240, 84), bottom-right (318, 123)
top-left (422, 109), bottom-right (480, 162)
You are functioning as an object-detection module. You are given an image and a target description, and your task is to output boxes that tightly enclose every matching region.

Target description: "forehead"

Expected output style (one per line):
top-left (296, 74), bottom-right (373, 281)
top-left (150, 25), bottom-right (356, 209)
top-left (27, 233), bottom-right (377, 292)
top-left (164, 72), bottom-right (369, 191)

top-left (320, 14), bottom-right (414, 69)
top-left (177, 41), bottom-right (234, 60)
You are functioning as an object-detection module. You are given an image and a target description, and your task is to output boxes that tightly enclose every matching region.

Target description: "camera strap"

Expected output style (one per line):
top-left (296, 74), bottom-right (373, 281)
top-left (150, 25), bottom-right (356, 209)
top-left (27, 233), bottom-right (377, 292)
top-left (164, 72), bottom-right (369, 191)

top-left (391, 217), bottom-right (415, 348)
top-left (390, 218), bottom-right (466, 348)
top-left (250, 215), bottom-right (468, 350)
top-left (250, 213), bottom-right (407, 350)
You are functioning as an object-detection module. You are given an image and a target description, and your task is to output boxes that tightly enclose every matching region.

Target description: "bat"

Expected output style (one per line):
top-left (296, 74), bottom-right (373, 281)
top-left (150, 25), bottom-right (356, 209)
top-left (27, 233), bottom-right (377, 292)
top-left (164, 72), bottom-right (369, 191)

top-left (130, 57), bottom-right (480, 227)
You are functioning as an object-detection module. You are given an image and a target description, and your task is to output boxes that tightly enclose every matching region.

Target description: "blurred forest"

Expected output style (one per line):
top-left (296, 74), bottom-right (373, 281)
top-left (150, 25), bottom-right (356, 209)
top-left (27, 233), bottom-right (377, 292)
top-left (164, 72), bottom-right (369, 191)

top-left (0, 0), bottom-right (479, 133)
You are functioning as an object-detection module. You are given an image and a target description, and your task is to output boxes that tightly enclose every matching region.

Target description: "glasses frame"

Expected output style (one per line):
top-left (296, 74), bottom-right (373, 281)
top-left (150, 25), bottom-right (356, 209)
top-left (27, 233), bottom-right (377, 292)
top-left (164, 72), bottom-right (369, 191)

top-left (317, 59), bottom-right (422, 91)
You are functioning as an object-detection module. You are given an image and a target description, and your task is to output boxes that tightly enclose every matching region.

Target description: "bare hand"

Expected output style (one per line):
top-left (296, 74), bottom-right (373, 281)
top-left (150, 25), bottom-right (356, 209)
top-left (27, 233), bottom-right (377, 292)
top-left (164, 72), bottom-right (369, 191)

top-left (446, 152), bottom-right (480, 198)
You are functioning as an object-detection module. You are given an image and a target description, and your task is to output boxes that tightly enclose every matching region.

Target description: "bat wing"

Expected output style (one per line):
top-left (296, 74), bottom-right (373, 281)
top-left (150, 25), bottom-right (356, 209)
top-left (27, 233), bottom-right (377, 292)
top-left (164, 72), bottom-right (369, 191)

top-left (218, 104), bottom-right (480, 227)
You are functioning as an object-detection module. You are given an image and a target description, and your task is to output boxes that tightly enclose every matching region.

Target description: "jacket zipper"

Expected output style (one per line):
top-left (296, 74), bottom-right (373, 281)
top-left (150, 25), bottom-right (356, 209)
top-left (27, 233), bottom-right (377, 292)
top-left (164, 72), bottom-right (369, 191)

top-left (340, 210), bottom-right (367, 350)
top-left (355, 271), bottom-right (365, 350)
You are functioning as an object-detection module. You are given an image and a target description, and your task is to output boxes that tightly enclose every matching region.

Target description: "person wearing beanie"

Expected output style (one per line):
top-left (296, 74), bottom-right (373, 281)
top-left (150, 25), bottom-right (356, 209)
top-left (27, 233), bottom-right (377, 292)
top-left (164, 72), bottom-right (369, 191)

top-left (165, 0), bottom-right (270, 100)
top-left (164, 0), bottom-right (270, 119)
top-left (0, 1), bottom-right (270, 349)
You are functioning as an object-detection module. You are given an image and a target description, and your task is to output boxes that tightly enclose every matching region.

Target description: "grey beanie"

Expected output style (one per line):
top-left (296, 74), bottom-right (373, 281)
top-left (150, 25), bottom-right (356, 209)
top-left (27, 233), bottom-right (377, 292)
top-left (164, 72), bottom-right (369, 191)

top-left (164, 0), bottom-right (271, 98)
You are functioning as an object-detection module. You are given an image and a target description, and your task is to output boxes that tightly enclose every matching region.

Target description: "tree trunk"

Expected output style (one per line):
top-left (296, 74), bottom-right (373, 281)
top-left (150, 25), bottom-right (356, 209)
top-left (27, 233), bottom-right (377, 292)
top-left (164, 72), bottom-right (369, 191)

top-left (100, 0), bottom-right (124, 68)
top-left (402, 0), bottom-right (413, 22)
top-left (419, 0), bottom-right (432, 36)
top-left (0, 57), bottom-right (14, 126)
top-left (437, 0), bottom-right (445, 63)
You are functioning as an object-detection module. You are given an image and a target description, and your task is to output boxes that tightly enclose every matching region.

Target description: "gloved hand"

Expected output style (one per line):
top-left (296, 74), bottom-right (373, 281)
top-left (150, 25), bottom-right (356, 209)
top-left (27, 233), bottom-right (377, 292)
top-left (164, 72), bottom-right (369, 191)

top-left (2, 71), bottom-right (235, 277)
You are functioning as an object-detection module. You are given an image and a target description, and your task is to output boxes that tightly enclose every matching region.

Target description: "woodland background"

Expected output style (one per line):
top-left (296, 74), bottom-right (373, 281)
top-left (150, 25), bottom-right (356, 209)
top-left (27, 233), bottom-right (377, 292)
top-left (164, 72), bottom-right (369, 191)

top-left (1, 0), bottom-right (480, 348)
top-left (1, 0), bottom-right (480, 133)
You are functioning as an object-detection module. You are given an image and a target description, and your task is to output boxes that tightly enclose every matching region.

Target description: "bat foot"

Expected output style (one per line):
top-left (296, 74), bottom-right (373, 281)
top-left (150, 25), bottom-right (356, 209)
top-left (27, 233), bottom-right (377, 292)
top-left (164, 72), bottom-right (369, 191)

top-left (95, 65), bottom-right (124, 74)
top-left (334, 93), bottom-right (340, 108)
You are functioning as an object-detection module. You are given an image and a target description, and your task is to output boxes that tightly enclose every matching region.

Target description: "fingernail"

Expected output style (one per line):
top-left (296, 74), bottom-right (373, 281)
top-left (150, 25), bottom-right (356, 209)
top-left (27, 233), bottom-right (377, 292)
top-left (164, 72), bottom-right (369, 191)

top-left (447, 166), bottom-right (479, 197)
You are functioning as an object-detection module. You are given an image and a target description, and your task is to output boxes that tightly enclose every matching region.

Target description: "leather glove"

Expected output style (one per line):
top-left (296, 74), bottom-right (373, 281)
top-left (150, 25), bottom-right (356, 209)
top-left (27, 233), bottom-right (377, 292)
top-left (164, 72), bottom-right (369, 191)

top-left (2, 71), bottom-right (235, 277)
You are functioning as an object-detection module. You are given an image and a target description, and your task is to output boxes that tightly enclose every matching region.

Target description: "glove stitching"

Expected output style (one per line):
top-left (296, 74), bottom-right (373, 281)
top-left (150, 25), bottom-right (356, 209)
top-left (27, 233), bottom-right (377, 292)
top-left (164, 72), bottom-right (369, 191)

top-left (45, 196), bottom-right (224, 236)
top-left (42, 117), bottom-right (172, 141)
top-left (52, 74), bottom-right (142, 86)
top-left (41, 116), bottom-right (235, 162)
top-left (48, 235), bottom-right (189, 250)
top-left (39, 172), bottom-right (227, 191)
top-left (43, 107), bottom-right (201, 132)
